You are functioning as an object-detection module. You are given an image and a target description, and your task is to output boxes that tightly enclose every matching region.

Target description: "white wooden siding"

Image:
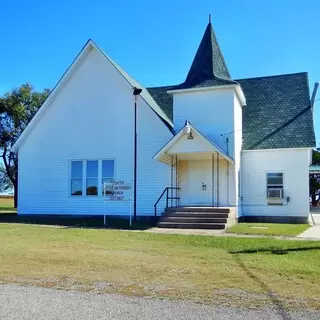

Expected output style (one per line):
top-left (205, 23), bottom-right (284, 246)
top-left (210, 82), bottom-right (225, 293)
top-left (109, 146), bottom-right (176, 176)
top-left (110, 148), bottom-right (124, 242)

top-left (233, 93), bottom-right (242, 213)
top-left (18, 47), bottom-right (172, 216)
top-left (173, 89), bottom-right (235, 156)
top-left (241, 149), bottom-right (310, 218)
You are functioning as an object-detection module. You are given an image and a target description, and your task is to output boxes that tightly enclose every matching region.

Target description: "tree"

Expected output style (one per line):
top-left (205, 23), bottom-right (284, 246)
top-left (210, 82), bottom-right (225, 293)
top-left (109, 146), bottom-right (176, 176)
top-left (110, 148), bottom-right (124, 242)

top-left (0, 84), bottom-right (49, 207)
top-left (0, 164), bottom-right (13, 193)
top-left (310, 149), bottom-right (320, 206)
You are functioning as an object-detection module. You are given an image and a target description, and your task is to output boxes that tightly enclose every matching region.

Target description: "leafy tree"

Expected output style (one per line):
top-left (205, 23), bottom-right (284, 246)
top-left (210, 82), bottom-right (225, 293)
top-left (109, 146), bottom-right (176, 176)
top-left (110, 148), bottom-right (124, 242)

top-left (0, 164), bottom-right (13, 193)
top-left (0, 84), bottom-right (50, 207)
top-left (310, 149), bottom-right (320, 206)
top-left (312, 148), bottom-right (320, 165)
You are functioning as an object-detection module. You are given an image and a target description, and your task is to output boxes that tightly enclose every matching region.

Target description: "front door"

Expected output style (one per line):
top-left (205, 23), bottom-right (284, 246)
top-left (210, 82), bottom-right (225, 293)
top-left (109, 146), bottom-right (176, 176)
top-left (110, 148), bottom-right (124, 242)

top-left (187, 160), bottom-right (212, 205)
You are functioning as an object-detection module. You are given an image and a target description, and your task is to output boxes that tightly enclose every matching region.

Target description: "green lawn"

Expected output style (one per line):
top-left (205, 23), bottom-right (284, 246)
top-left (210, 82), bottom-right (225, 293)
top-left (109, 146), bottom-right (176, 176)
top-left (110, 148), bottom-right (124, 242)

top-left (0, 223), bottom-right (319, 309)
top-left (227, 223), bottom-right (309, 237)
top-left (0, 197), bottom-right (15, 212)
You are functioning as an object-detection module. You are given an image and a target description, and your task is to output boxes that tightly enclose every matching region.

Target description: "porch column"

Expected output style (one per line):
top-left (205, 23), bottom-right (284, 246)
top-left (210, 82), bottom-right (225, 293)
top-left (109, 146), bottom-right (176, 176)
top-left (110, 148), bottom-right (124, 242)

top-left (217, 153), bottom-right (220, 207)
top-left (212, 152), bottom-right (219, 207)
top-left (170, 155), bottom-right (178, 207)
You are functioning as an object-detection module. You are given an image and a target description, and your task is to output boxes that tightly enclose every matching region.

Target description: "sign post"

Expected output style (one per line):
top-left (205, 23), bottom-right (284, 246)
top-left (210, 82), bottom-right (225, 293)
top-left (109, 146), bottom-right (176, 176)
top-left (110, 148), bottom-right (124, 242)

top-left (103, 181), bottom-right (132, 227)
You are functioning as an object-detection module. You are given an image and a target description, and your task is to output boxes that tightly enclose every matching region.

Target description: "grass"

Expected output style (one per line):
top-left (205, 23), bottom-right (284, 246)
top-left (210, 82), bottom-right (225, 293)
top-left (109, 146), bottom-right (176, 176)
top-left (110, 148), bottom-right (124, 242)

top-left (0, 215), bottom-right (152, 229)
top-left (227, 223), bottom-right (310, 237)
top-left (0, 197), bottom-right (15, 212)
top-left (0, 223), bottom-right (319, 309)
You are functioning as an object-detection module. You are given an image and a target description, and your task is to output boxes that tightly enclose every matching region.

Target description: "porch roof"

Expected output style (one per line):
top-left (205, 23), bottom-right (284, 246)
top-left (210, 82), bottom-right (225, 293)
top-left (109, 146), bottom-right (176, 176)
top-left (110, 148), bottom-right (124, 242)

top-left (310, 165), bottom-right (320, 173)
top-left (154, 121), bottom-right (234, 164)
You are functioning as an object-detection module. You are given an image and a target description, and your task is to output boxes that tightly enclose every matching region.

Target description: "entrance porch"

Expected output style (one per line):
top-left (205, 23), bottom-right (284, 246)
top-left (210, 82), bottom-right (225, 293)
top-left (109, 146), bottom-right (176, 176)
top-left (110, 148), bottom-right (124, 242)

top-left (154, 122), bottom-right (237, 208)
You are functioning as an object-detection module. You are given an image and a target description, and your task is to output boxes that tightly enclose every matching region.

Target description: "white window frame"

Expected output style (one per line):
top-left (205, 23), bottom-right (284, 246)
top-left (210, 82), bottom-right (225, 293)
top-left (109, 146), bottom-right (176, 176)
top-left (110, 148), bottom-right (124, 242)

top-left (266, 172), bottom-right (284, 205)
top-left (102, 159), bottom-right (115, 189)
top-left (69, 159), bottom-right (116, 197)
top-left (70, 160), bottom-right (84, 196)
top-left (86, 160), bottom-right (99, 196)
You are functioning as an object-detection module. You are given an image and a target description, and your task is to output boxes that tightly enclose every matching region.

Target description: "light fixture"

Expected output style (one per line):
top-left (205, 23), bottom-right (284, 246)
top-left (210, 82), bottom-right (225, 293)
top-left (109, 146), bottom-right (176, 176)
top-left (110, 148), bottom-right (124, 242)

top-left (133, 87), bottom-right (142, 96)
top-left (184, 122), bottom-right (193, 139)
top-left (183, 123), bottom-right (191, 134)
top-left (187, 131), bottom-right (194, 140)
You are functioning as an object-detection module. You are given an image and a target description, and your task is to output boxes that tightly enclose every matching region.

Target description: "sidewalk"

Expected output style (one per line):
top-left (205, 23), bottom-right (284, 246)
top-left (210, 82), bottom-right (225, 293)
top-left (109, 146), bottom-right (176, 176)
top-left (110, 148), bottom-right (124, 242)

top-left (297, 211), bottom-right (320, 239)
top-left (145, 227), bottom-right (320, 241)
top-left (297, 225), bottom-right (320, 239)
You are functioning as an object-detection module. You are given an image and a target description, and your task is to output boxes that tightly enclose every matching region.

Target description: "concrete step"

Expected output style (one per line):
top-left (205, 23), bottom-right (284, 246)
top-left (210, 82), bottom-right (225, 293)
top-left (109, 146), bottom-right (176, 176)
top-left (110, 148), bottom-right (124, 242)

top-left (165, 207), bottom-right (230, 214)
top-left (157, 222), bottom-right (226, 229)
top-left (164, 212), bottom-right (229, 219)
top-left (159, 216), bottom-right (228, 224)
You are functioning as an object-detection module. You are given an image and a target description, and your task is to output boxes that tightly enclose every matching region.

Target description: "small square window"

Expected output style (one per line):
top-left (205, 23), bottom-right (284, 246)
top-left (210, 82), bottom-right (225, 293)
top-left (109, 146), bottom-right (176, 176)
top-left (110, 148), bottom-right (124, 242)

top-left (266, 172), bottom-right (283, 205)
top-left (267, 173), bottom-right (283, 186)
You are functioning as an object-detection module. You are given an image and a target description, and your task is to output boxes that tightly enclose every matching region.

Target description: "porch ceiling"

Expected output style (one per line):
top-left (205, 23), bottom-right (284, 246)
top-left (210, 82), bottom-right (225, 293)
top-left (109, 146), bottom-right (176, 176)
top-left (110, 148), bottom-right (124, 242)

top-left (154, 121), bottom-right (234, 165)
top-left (175, 152), bottom-right (214, 160)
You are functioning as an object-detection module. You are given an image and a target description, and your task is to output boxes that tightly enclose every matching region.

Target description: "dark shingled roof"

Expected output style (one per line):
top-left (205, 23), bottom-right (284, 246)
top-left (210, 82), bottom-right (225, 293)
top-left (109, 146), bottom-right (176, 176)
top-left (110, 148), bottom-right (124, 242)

top-left (146, 22), bottom-right (315, 150)
top-left (147, 72), bottom-right (316, 150)
top-left (184, 22), bottom-right (235, 88)
top-left (237, 72), bottom-right (315, 150)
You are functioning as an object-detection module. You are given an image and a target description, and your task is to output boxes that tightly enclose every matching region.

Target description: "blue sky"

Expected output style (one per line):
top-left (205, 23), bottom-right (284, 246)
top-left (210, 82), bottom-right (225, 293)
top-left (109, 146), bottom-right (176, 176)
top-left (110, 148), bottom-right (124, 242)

top-left (1, 0), bottom-right (320, 144)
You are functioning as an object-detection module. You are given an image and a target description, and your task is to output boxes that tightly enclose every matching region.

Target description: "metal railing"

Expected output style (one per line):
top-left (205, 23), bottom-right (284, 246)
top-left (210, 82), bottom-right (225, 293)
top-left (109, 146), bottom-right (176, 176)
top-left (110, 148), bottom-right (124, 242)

top-left (154, 187), bottom-right (180, 219)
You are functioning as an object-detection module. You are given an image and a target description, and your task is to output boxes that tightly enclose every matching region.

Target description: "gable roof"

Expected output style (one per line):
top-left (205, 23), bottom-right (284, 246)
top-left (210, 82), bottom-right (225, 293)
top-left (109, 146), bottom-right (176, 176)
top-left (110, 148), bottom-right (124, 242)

top-left (11, 40), bottom-right (173, 153)
top-left (237, 72), bottom-right (315, 150)
top-left (103, 47), bottom-right (173, 128)
top-left (147, 72), bottom-right (316, 150)
top-left (310, 165), bottom-right (320, 173)
top-left (147, 22), bottom-right (314, 151)
top-left (154, 121), bottom-right (234, 164)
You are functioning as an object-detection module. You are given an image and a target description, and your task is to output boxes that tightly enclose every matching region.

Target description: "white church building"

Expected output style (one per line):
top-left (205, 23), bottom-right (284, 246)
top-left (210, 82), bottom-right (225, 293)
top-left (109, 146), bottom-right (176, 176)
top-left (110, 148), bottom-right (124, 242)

top-left (11, 21), bottom-right (316, 228)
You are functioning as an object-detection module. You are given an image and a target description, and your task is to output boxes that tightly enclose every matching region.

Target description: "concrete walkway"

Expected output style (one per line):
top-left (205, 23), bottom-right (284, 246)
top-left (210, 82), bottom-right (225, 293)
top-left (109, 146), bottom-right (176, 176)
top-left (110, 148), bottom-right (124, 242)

top-left (146, 227), bottom-right (320, 241)
top-left (296, 210), bottom-right (320, 239)
top-left (297, 225), bottom-right (320, 239)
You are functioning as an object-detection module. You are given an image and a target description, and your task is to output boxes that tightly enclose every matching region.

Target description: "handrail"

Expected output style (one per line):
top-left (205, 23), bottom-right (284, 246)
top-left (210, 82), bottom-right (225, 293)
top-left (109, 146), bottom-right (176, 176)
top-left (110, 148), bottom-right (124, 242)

top-left (154, 187), bottom-right (180, 220)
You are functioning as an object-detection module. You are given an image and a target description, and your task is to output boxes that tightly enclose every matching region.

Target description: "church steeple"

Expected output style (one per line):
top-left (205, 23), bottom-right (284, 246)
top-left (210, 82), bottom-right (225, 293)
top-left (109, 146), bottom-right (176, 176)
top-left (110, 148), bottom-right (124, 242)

top-left (185, 19), bottom-right (233, 87)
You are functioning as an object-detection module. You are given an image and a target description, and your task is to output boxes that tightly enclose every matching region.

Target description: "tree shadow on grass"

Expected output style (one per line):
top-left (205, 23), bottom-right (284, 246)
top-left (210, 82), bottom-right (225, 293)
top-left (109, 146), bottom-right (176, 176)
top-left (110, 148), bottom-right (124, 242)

top-left (0, 214), bottom-right (154, 231)
top-left (232, 254), bottom-right (293, 320)
top-left (229, 246), bottom-right (320, 255)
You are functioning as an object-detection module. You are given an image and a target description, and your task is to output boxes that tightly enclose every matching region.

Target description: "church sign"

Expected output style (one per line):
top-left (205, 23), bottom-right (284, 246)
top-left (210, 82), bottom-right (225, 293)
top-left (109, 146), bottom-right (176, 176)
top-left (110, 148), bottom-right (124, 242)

top-left (103, 181), bottom-right (132, 226)
top-left (103, 181), bottom-right (131, 201)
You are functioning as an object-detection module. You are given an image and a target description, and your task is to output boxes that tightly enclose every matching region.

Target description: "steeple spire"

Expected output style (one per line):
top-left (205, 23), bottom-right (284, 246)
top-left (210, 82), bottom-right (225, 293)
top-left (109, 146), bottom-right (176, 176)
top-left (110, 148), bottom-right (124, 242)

top-left (184, 20), bottom-right (233, 87)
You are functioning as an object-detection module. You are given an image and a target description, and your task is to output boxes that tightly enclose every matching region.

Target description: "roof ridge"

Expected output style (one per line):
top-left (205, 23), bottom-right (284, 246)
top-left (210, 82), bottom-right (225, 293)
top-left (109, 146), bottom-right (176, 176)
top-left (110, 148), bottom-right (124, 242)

top-left (147, 84), bottom-right (178, 90)
top-left (147, 72), bottom-right (307, 90)
top-left (236, 72), bottom-right (308, 81)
